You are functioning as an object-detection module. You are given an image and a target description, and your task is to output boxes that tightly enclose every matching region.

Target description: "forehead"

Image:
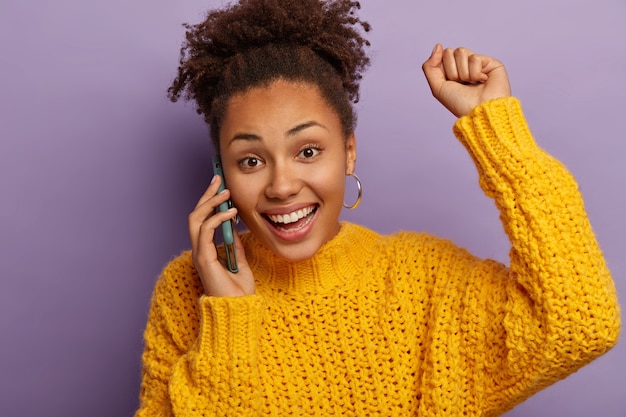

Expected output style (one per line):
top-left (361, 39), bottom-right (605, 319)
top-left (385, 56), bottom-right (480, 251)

top-left (222, 80), bottom-right (342, 131)
top-left (228, 79), bottom-right (323, 109)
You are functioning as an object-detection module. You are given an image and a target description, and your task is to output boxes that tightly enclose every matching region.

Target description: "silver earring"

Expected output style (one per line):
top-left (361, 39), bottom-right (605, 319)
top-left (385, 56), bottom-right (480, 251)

top-left (343, 173), bottom-right (362, 209)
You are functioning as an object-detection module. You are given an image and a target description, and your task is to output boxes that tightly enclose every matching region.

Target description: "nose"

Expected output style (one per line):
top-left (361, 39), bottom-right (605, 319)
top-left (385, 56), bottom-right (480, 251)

top-left (264, 162), bottom-right (301, 200)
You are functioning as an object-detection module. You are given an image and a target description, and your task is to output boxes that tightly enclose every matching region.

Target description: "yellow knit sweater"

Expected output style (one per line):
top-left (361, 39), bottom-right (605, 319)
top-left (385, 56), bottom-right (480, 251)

top-left (135, 98), bottom-right (620, 417)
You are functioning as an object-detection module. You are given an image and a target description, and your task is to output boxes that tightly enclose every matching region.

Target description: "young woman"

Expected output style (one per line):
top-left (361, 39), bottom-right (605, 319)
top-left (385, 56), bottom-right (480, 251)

top-left (135, 1), bottom-right (620, 416)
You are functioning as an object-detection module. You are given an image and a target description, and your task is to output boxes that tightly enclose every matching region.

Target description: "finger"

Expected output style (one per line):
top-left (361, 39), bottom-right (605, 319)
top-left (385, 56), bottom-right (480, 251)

top-left (188, 187), bottom-right (232, 253)
top-left (194, 207), bottom-right (245, 296)
top-left (453, 47), bottom-right (473, 81)
top-left (190, 185), bottom-right (232, 231)
top-left (228, 228), bottom-right (256, 295)
top-left (188, 175), bottom-right (224, 240)
top-left (194, 207), bottom-right (238, 267)
top-left (468, 54), bottom-right (489, 83)
top-left (422, 43), bottom-right (446, 94)
top-left (232, 227), bottom-right (249, 268)
top-left (195, 175), bottom-right (221, 209)
top-left (441, 47), bottom-right (461, 81)
top-left (197, 207), bottom-right (238, 250)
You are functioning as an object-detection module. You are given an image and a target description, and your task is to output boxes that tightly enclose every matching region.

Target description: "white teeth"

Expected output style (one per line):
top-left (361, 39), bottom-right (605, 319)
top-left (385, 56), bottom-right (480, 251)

top-left (268, 206), bottom-right (315, 224)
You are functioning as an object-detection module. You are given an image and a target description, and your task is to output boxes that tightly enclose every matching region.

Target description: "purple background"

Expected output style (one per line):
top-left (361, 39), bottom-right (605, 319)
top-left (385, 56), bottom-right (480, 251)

top-left (1, 1), bottom-right (624, 416)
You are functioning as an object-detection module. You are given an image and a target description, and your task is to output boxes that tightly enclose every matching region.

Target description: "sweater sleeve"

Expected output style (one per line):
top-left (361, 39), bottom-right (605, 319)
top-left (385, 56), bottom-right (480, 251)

top-left (419, 97), bottom-right (620, 416)
top-left (134, 254), bottom-right (266, 417)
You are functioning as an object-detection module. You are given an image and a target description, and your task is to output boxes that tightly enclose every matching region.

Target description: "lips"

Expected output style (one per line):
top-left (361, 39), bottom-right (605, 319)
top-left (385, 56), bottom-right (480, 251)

top-left (263, 205), bottom-right (318, 233)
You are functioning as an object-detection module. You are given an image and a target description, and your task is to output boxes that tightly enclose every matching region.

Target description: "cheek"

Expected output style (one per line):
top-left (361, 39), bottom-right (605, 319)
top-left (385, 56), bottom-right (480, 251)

top-left (308, 165), bottom-right (346, 199)
top-left (227, 176), bottom-right (254, 209)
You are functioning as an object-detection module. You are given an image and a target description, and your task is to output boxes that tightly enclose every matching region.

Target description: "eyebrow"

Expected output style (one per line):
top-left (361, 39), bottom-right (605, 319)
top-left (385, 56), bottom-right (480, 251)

top-left (287, 121), bottom-right (327, 136)
top-left (227, 121), bottom-right (328, 146)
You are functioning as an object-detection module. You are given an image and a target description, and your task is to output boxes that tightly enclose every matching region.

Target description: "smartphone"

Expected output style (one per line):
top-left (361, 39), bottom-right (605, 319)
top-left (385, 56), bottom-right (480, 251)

top-left (212, 155), bottom-right (238, 273)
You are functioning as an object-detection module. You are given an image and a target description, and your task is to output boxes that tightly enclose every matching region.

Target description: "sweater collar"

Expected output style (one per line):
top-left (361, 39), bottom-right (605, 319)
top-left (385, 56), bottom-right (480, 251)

top-left (241, 222), bottom-right (378, 296)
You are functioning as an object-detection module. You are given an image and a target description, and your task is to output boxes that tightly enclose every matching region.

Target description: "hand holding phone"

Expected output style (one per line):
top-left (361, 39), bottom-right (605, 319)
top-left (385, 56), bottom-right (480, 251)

top-left (212, 155), bottom-right (239, 273)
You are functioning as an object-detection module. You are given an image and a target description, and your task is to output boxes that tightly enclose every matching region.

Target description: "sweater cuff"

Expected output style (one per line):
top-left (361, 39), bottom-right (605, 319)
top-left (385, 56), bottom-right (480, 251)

top-left (452, 97), bottom-right (543, 196)
top-left (196, 295), bottom-right (265, 373)
top-left (454, 96), bottom-right (536, 154)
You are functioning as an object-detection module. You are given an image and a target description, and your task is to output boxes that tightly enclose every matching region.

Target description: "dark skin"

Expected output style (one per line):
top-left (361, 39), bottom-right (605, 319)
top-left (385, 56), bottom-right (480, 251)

top-left (188, 44), bottom-right (511, 297)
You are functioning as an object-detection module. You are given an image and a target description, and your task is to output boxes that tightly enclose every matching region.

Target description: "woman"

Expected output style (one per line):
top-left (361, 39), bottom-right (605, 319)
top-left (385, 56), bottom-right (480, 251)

top-left (135, 1), bottom-right (620, 415)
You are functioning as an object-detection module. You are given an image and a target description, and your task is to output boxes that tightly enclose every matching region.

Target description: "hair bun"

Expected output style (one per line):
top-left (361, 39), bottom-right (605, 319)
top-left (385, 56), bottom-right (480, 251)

top-left (168, 0), bottom-right (371, 110)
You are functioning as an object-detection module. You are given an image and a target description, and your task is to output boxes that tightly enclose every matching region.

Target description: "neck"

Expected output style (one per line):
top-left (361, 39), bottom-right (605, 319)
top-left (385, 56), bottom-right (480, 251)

top-left (241, 222), bottom-right (378, 295)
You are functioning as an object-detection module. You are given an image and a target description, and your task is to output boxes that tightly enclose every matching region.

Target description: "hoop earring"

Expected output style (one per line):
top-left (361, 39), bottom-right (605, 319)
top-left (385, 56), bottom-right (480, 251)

top-left (343, 173), bottom-right (362, 209)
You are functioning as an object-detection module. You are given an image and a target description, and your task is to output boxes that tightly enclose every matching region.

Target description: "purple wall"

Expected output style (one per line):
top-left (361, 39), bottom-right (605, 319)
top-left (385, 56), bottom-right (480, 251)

top-left (1, 1), bottom-right (624, 416)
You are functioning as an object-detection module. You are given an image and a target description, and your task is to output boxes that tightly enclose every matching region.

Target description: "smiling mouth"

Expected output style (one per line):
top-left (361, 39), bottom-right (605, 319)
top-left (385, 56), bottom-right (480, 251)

top-left (263, 205), bottom-right (318, 232)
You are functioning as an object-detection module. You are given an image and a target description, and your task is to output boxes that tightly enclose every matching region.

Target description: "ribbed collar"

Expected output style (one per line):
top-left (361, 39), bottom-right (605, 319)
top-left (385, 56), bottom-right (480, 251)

top-left (241, 222), bottom-right (380, 296)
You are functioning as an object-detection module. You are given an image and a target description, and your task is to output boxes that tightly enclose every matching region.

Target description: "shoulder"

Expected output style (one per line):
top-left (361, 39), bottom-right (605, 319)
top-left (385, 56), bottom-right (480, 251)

top-left (151, 251), bottom-right (203, 313)
top-left (338, 221), bottom-right (454, 255)
top-left (340, 221), bottom-right (463, 248)
top-left (371, 225), bottom-right (470, 258)
top-left (145, 252), bottom-right (204, 349)
top-left (355, 224), bottom-right (484, 274)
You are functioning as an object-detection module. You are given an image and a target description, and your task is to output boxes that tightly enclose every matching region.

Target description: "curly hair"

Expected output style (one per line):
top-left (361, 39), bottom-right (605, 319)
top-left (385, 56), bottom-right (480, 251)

top-left (167, 0), bottom-right (371, 150)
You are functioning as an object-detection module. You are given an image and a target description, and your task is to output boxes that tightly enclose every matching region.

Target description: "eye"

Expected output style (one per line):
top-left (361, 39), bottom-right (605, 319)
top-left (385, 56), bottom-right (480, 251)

top-left (239, 156), bottom-right (264, 170)
top-left (298, 146), bottom-right (322, 160)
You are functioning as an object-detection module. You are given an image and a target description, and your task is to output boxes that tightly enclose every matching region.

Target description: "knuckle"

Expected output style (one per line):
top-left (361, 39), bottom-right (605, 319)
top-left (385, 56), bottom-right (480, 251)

top-left (199, 217), bottom-right (216, 232)
top-left (189, 208), bottom-right (208, 223)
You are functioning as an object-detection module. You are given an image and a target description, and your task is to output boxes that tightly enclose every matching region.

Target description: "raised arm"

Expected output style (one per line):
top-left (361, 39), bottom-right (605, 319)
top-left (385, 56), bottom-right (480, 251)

top-left (418, 44), bottom-right (620, 415)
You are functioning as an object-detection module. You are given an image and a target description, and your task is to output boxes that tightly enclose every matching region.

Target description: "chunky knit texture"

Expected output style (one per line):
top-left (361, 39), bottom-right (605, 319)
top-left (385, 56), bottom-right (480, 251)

top-left (135, 97), bottom-right (620, 417)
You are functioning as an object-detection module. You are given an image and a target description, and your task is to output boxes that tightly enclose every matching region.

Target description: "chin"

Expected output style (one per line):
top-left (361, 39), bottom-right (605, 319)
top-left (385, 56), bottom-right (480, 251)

top-left (245, 211), bottom-right (337, 261)
top-left (267, 241), bottom-right (322, 262)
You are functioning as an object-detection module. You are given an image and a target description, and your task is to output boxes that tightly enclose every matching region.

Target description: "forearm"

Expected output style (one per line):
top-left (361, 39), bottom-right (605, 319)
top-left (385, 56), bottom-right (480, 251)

top-left (453, 96), bottom-right (620, 408)
top-left (168, 295), bottom-right (265, 415)
top-left (136, 266), bottom-right (266, 417)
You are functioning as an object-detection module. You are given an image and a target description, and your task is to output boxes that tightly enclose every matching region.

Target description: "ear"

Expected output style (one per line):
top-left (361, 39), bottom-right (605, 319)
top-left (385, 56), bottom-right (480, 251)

top-left (345, 134), bottom-right (357, 175)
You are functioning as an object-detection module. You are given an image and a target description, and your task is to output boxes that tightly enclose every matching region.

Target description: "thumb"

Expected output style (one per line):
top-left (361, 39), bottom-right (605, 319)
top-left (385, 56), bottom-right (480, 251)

top-left (232, 227), bottom-right (249, 267)
top-left (422, 43), bottom-right (446, 95)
